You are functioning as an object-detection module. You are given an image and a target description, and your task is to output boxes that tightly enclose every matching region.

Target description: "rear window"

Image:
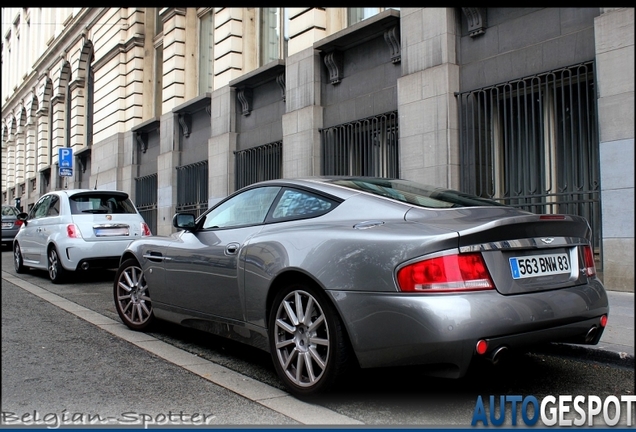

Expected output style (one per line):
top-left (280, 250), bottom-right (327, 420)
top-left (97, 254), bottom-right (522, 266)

top-left (70, 194), bottom-right (137, 214)
top-left (2, 206), bottom-right (18, 217)
top-left (329, 178), bottom-right (505, 209)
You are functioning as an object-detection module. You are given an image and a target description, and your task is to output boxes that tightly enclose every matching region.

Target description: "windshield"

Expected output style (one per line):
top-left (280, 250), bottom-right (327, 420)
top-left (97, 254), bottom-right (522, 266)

top-left (329, 178), bottom-right (505, 208)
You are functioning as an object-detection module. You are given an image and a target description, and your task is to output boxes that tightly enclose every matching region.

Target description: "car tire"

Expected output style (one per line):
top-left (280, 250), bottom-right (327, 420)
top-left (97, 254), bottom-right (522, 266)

top-left (47, 246), bottom-right (66, 284)
top-left (268, 283), bottom-right (352, 398)
top-left (114, 258), bottom-right (154, 331)
top-left (14, 243), bottom-right (26, 274)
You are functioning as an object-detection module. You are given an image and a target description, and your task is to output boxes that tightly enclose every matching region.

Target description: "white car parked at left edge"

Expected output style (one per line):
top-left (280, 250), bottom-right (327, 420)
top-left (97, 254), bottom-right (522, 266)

top-left (14, 189), bottom-right (151, 283)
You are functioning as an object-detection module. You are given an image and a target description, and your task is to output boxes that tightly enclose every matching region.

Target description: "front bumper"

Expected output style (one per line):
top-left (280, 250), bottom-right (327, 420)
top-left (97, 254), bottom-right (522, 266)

top-left (328, 279), bottom-right (608, 378)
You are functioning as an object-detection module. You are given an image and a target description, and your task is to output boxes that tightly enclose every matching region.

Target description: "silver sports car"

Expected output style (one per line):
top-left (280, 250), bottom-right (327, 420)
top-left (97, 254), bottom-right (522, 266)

top-left (114, 177), bottom-right (609, 397)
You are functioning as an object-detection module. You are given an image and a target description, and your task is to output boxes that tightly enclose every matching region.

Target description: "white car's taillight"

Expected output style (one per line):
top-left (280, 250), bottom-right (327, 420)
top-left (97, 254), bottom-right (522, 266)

top-left (397, 253), bottom-right (494, 293)
top-left (141, 222), bottom-right (152, 236)
top-left (66, 224), bottom-right (82, 238)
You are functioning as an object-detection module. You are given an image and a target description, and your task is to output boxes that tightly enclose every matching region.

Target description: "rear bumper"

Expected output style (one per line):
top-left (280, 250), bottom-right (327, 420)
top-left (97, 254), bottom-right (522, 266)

top-left (58, 239), bottom-right (134, 271)
top-left (2, 229), bottom-right (20, 243)
top-left (328, 279), bottom-right (608, 378)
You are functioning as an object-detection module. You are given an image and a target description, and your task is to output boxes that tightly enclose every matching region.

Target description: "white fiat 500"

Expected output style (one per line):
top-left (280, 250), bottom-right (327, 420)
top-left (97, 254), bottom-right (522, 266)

top-left (13, 189), bottom-right (151, 283)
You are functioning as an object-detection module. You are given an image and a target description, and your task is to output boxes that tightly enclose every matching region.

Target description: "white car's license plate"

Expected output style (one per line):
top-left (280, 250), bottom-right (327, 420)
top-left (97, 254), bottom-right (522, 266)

top-left (509, 253), bottom-right (570, 279)
top-left (94, 227), bottom-right (129, 237)
top-left (2, 222), bottom-right (13, 228)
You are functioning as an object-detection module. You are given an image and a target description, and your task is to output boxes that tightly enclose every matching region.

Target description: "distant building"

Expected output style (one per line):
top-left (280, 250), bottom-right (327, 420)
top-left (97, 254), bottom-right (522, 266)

top-left (1, 8), bottom-right (633, 291)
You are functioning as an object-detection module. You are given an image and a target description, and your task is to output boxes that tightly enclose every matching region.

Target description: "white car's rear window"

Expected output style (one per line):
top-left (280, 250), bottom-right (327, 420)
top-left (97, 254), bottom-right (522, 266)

top-left (70, 194), bottom-right (137, 214)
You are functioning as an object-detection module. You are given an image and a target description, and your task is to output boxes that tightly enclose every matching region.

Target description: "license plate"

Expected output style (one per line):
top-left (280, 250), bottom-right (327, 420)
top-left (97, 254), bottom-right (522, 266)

top-left (509, 253), bottom-right (570, 279)
top-left (94, 227), bottom-right (129, 237)
top-left (2, 222), bottom-right (13, 228)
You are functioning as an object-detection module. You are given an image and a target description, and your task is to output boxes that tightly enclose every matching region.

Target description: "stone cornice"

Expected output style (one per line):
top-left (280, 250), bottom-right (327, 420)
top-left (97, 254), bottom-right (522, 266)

top-left (92, 35), bottom-right (145, 72)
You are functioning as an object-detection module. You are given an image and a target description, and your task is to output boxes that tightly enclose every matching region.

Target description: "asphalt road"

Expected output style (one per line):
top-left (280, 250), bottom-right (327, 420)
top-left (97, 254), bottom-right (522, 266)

top-left (1, 250), bottom-right (634, 427)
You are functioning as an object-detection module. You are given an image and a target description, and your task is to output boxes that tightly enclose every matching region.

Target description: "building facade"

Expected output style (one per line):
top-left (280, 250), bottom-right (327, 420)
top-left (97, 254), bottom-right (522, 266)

top-left (1, 7), bottom-right (633, 291)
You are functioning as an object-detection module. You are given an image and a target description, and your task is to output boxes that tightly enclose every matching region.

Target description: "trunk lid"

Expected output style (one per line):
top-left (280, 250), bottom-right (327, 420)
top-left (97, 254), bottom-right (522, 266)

top-left (405, 207), bottom-right (593, 295)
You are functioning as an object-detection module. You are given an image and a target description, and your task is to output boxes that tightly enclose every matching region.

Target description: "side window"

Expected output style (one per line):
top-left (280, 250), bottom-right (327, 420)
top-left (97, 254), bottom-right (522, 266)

top-left (31, 196), bottom-right (52, 219)
top-left (202, 187), bottom-right (281, 229)
top-left (46, 195), bottom-right (60, 216)
top-left (271, 189), bottom-right (335, 220)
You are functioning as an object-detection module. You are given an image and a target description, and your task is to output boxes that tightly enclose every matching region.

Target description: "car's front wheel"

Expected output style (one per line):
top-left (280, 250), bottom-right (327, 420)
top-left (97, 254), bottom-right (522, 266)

top-left (14, 243), bottom-right (26, 273)
top-left (48, 246), bottom-right (66, 284)
top-left (114, 258), bottom-right (154, 331)
top-left (268, 283), bottom-right (351, 398)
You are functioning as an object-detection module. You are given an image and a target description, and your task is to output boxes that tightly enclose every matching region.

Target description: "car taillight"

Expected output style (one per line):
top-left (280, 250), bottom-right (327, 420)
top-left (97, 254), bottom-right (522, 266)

top-left (141, 222), bottom-right (152, 236)
top-left (14, 220), bottom-right (23, 227)
top-left (397, 253), bottom-right (494, 293)
top-left (582, 245), bottom-right (596, 277)
top-left (66, 224), bottom-right (81, 238)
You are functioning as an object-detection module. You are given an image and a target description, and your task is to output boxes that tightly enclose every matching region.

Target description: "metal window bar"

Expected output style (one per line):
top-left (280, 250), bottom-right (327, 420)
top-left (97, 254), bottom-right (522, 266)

top-left (176, 161), bottom-right (209, 218)
top-left (234, 141), bottom-right (282, 190)
top-left (320, 111), bottom-right (399, 178)
top-left (457, 61), bottom-right (602, 264)
top-left (134, 173), bottom-right (158, 235)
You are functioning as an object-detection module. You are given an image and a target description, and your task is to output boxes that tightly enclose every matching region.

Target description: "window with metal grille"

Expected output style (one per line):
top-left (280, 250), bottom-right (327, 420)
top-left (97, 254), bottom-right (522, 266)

top-left (457, 61), bottom-right (601, 257)
top-left (135, 173), bottom-right (157, 235)
top-left (235, 141), bottom-right (282, 190)
top-left (320, 111), bottom-right (399, 178)
top-left (176, 161), bottom-right (208, 218)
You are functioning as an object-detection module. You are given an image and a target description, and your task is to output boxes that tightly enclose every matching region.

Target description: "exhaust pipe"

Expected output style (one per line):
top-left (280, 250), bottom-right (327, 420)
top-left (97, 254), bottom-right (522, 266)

top-left (81, 262), bottom-right (89, 271)
top-left (585, 326), bottom-right (598, 343)
top-left (487, 346), bottom-right (509, 365)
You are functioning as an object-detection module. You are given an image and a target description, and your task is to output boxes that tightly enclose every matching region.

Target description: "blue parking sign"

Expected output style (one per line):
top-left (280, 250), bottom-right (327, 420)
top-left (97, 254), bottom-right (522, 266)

top-left (59, 147), bottom-right (73, 168)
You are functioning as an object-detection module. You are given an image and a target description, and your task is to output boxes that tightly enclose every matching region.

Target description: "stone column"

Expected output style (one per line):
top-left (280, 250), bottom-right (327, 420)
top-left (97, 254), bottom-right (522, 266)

top-left (6, 142), bottom-right (16, 191)
top-left (35, 104), bottom-right (50, 195)
top-left (282, 47), bottom-right (323, 177)
top-left (25, 114), bottom-right (37, 182)
top-left (208, 86), bottom-right (236, 199)
top-left (156, 111), bottom-right (179, 236)
top-left (160, 8), bottom-right (187, 113)
top-left (397, 7), bottom-right (461, 189)
top-left (595, 7), bottom-right (635, 292)
top-left (14, 124), bottom-right (25, 186)
top-left (50, 96), bottom-right (66, 188)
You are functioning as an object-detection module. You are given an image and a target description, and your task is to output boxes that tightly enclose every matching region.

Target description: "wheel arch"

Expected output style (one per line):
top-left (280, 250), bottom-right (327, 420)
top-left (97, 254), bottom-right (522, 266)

top-left (265, 269), bottom-right (359, 365)
top-left (46, 241), bottom-right (74, 272)
top-left (119, 250), bottom-right (139, 267)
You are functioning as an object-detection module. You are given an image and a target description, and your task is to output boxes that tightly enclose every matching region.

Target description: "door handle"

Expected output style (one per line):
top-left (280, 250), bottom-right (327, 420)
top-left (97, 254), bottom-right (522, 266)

top-left (225, 242), bottom-right (240, 255)
top-left (143, 251), bottom-right (167, 262)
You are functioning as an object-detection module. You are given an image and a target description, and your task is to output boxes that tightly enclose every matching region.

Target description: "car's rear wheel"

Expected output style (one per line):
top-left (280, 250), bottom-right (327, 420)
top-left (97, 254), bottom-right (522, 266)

top-left (268, 283), bottom-right (351, 398)
top-left (14, 243), bottom-right (26, 273)
top-left (48, 246), bottom-right (66, 284)
top-left (114, 258), bottom-right (154, 331)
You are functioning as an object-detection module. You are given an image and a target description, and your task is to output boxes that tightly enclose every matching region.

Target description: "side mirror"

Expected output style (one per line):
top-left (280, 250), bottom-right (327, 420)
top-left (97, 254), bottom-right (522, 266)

top-left (17, 212), bottom-right (29, 225)
top-left (172, 213), bottom-right (196, 231)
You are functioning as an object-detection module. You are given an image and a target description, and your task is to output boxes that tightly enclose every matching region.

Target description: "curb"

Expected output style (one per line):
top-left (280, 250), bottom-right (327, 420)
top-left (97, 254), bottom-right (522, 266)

top-left (534, 343), bottom-right (635, 370)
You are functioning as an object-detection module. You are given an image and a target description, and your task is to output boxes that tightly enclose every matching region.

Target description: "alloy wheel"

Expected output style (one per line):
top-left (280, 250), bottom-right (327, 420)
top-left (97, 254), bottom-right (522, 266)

top-left (272, 289), bottom-right (330, 389)
top-left (48, 247), bottom-right (65, 283)
top-left (114, 260), bottom-right (153, 329)
top-left (14, 243), bottom-right (25, 273)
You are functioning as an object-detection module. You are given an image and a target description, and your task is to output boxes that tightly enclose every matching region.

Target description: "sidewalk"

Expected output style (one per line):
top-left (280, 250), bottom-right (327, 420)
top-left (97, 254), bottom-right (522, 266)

top-left (588, 290), bottom-right (634, 357)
